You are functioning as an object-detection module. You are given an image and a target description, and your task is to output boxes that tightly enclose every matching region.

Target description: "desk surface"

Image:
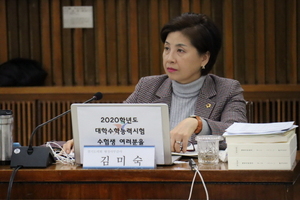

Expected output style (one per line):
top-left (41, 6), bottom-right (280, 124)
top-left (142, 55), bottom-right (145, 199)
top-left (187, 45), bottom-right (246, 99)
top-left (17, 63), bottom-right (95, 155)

top-left (1, 153), bottom-right (300, 200)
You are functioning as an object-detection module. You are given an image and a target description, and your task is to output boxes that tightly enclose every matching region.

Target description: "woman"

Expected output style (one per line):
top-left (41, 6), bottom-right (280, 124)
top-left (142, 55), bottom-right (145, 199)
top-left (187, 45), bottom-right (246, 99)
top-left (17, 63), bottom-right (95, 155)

top-left (64, 13), bottom-right (247, 154)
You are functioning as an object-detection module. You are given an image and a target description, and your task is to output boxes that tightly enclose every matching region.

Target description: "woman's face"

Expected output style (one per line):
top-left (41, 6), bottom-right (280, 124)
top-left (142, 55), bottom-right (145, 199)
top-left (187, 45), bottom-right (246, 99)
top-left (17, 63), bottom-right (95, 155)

top-left (163, 31), bottom-right (209, 84)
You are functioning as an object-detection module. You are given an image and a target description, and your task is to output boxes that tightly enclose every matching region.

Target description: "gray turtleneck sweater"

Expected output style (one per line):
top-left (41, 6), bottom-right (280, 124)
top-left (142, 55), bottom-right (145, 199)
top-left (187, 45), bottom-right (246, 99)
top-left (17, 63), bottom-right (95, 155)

top-left (170, 76), bottom-right (211, 136)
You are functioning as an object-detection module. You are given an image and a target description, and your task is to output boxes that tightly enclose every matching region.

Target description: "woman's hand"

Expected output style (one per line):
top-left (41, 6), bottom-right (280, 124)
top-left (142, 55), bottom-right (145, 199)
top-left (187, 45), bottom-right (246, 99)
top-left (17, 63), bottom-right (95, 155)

top-left (170, 117), bottom-right (198, 153)
top-left (62, 139), bottom-right (74, 154)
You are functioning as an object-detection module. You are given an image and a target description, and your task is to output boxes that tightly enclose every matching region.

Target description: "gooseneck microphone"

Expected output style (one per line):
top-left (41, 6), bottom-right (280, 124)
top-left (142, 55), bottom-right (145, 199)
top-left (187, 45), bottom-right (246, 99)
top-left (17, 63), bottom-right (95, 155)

top-left (10, 92), bottom-right (103, 168)
top-left (27, 92), bottom-right (103, 154)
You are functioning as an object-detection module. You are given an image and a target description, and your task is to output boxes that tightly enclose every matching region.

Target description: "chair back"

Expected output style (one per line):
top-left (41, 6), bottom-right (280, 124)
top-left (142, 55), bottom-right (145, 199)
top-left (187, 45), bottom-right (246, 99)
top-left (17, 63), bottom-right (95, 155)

top-left (246, 101), bottom-right (253, 123)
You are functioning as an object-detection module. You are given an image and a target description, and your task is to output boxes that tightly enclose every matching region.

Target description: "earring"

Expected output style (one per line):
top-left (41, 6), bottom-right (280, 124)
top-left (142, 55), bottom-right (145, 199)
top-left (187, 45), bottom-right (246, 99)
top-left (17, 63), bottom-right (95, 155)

top-left (201, 65), bottom-right (205, 69)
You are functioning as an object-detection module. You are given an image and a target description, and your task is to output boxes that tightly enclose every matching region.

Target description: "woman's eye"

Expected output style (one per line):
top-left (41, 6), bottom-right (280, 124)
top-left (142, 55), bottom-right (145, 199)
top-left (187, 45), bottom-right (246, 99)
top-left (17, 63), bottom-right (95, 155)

top-left (164, 47), bottom-right (169, 51)
top-left (178, 49), bottom-right (185, 53)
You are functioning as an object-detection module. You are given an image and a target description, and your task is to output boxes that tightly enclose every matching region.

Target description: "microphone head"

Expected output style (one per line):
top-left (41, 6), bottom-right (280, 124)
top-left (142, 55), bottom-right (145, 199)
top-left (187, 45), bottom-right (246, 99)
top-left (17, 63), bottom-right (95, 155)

top-left (93, 92), bottom-right (103, 100)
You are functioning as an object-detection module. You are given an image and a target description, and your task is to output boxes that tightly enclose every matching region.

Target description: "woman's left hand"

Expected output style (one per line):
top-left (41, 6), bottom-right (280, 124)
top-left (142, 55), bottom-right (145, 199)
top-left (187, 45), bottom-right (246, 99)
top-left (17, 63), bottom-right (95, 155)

top-left (170, 117), bottom-right (198, 153)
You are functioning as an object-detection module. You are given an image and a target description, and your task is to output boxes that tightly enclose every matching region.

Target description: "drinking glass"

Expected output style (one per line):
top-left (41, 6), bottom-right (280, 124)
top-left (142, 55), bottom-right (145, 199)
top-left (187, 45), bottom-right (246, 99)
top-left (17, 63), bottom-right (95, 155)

top-left (196, 135), bottom-right (224, 165)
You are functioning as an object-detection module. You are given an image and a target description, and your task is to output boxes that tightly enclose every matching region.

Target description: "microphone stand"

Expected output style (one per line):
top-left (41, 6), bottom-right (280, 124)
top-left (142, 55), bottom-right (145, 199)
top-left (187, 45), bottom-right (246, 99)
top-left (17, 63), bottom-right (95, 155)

top-left (10, 93), bottom-right (102, 168)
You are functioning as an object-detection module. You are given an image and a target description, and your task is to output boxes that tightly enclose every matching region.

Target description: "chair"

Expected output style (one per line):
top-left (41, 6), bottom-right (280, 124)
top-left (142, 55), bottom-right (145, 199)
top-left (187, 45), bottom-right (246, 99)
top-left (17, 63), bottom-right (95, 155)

top-left (246, 101), bottom-right (253, 123)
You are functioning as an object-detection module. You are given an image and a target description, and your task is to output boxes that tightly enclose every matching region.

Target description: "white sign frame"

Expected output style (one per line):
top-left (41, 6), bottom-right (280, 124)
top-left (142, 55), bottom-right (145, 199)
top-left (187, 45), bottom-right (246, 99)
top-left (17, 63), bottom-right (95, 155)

top-left (71, 103), bottom-right (172, 165)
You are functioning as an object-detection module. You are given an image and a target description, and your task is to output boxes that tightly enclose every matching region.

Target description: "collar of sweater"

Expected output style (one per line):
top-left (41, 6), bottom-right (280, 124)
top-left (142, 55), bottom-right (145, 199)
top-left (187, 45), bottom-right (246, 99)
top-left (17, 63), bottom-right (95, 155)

top-left (171, 76), bottom-right (206, 98)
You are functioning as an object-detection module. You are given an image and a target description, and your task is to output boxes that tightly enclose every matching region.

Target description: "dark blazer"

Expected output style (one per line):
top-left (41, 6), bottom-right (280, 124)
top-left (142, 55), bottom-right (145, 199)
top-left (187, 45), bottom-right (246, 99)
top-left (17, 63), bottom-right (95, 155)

top-left (124, 74), bottom-right (247, 148)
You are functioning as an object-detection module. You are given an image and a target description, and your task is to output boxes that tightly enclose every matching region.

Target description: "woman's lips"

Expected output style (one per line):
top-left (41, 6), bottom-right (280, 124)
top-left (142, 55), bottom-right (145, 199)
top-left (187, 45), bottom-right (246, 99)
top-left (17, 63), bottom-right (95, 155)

top-left (167, 67), bottom-right (177, 73)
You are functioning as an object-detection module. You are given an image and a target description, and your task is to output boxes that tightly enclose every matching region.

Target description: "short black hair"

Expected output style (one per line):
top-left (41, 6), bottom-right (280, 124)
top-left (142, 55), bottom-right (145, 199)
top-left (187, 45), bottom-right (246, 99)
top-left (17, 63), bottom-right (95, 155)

top-left (160, 13), bottom-right (222, 75)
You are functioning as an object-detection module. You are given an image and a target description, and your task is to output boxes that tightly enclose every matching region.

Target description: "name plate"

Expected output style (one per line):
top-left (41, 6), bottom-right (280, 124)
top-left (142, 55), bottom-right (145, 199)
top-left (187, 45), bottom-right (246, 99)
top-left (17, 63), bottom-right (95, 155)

top-left (83, 145), bottom-right (155, 169)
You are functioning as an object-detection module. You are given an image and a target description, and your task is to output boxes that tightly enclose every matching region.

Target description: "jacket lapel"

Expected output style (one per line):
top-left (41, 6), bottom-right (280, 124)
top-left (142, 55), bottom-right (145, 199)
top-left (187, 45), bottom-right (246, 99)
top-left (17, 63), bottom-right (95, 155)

top-left (150, 75), bottom-right (217, 118)
top-left (194, 75), bottom-right (216, 118)
top-left (152, 78), bottom-right (172, 108)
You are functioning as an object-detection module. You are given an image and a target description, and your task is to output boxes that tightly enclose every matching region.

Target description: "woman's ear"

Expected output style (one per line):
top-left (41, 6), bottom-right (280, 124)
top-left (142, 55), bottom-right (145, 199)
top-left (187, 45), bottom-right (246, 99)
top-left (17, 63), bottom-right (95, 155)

top-left (201, 51), bottom-right (211, 66)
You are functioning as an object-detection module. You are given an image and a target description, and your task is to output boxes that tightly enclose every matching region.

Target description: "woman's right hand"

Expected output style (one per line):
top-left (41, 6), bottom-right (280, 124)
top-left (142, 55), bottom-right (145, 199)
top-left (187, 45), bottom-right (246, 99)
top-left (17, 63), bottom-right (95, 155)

top-left (170, 117), bottom-right (198, 153)
top-left (63, 139), bottom-right (74, 154)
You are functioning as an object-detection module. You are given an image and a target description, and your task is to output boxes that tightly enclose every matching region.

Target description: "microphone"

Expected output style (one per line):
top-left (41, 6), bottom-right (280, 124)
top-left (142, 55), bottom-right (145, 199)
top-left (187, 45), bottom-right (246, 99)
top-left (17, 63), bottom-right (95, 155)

top-left (10, 92), bottom-right (103, 168)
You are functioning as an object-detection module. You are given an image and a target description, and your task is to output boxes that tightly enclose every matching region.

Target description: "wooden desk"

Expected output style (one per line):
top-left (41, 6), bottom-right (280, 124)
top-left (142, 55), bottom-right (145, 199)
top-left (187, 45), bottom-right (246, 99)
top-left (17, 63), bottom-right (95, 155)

top-left (1, 153), bottom-right (300, 200)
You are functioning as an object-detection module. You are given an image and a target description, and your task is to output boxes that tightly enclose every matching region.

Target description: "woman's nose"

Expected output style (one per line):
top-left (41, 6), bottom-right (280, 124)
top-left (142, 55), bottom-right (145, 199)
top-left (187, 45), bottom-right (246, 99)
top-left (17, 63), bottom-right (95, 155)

top-left (165, 51), bottom-right (176, 63)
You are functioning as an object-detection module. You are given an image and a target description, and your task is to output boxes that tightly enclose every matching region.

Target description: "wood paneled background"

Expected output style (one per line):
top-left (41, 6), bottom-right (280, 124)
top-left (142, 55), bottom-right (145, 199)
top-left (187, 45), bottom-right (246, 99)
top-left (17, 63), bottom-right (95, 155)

top-left (0, 0), bottom-right (299, 86)
top-left (0, 0), bottom-right (299, 147)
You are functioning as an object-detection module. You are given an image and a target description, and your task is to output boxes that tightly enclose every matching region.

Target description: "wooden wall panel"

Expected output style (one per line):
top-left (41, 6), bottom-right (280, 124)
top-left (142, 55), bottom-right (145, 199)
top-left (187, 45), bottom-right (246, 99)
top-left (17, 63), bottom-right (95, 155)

top-left (137, 0), bottom-right (150, 78)
top-left (18, 0), bottom-right (30, 58)
top-left (200, 0), bottom-right (211, 17)
top-left (40, 0), bottom-right (52, 86)
top-left (95, 0), bottom-right (107, 85)
top-left (223, 0), bottom-right (234, 79)
top-left (0, 0), bottom-right (299, 86)
top-left (29, 0), bottom-right (41, 61)
top-left (6, 0), bottom-right (19, 59)
top-left (298, 0), bottom-right (300, 83)
top-left (83, 0), bottom-right (96, 86)
top-left (287, 0), bottom-right (297, 84)
top-left (255, 0), bottom-right (265, 84)
top-left (51, 0), bottom-right (63, 86)
top-left (149, 0), bottom-right (160, 76)
top-left (233, 0), bottom-right (245, 83)
top-left (265, 0), bottom-right (276, 84)
top-left (0, 0), bottom-right (8, 63)
top-left (191, 0), bottom-right (201, 14)
top-left (275, 0), bottom-right (287, 84)
top-left (61, 0), bottom-right (73, 86)
top-left (181, 0), bottom-right (190, 13)
top-left (169, 0), bottom-right (181, 19)
top-left (106, 0), bottom-right (118, 85)
top-left (117, 0), bottom-right (129, 85)
top-left (73, 0), bottom-right (84, 86)
top-left (244, 0), bottom-right (255, 84)
top-left (128, 0), bottom-right (139, 85)
top-left (211, 0), bottom-right (223, 77)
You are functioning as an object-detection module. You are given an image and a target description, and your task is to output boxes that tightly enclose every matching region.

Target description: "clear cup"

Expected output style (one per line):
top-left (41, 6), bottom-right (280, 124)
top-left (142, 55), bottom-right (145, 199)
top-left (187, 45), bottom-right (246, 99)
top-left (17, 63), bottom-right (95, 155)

top-left (195, 135), bottom-right (224, 165)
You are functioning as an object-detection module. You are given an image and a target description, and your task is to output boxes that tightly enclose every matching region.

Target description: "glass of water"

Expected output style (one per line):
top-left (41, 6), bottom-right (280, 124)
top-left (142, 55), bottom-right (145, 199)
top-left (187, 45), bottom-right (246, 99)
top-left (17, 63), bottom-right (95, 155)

top-left (196, 135), bottom-right (224, 165)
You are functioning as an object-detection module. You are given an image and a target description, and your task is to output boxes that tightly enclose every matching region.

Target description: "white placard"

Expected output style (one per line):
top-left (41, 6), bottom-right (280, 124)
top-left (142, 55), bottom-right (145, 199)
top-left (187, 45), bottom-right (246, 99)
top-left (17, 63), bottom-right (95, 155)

top-left (71, 103), bottom-right (171, 165)
top-left (63, 6), bottom-right (93, 28)
top-left (83, 145), bottom-right (155, 169)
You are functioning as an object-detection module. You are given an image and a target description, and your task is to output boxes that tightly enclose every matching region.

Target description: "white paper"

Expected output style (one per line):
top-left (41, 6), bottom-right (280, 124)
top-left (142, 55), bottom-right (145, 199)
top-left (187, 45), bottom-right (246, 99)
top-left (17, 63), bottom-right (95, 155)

top-left (171, 143), bottom-right (197, 157)
top-left (63, 6), bottom-right (93, 28)
top-left (224, 121), bottom-right (296, 136)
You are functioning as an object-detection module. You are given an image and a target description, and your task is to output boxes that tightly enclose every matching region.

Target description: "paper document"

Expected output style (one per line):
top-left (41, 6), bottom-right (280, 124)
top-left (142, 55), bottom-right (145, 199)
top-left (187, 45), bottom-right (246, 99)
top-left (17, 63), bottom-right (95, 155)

top-left (171, 143), bottom-right (197, 157)
top-left (224, 121), bottom-right (297, 136)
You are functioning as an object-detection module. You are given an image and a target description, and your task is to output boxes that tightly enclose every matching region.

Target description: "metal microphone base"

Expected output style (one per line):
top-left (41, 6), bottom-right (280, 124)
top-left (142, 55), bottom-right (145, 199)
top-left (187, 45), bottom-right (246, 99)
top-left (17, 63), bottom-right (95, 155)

top-left (10, 146), bottom-right (55, 168)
